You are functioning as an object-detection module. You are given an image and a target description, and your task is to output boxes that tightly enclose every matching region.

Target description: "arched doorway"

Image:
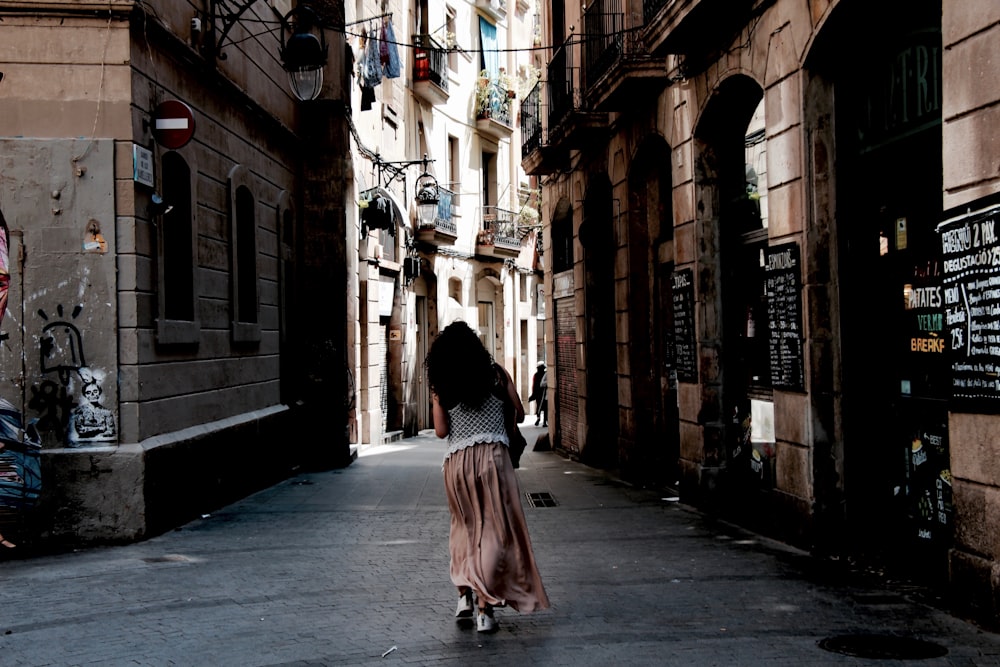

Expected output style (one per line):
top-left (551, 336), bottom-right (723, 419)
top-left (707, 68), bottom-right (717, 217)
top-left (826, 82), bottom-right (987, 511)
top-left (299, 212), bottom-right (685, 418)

top-left (580, 174), bottom-right (619, 468)
top-left (693, 74), bottom-right (769, 519)
top-left (628, 136), bottom-right (678, 487)
top-left (808, 0), bottom-right (947, 578)
top-left (476, 272), bottom-right (502, 361)
top-left (550, 196), bottom-right (579, 455)
top-left (411, 264), bottom-right (438, 432)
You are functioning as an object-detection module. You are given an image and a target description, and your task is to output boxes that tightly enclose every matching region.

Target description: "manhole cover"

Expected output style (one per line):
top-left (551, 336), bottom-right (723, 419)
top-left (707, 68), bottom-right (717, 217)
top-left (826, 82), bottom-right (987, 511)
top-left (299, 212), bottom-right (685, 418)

top-left (818, 634), bottom-right (948, 659)
top-left (526, 492), bottom-right (557, 508)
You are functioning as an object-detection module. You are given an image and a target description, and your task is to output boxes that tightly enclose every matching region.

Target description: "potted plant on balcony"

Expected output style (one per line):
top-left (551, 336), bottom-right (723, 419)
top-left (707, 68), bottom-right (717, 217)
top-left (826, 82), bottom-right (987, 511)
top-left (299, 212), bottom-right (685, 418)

top-left (477, 69), bottom-right (517, 120)
top-left (517, 205), bottom-right (540, 229)
top-left (476, 228), bottom-right (495, 247)
top-left (476, 70), bottom-right (493, 119)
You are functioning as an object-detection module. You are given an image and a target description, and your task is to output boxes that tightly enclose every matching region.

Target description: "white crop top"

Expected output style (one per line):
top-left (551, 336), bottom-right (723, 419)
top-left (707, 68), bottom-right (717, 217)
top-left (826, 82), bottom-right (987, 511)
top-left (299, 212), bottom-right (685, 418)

top-left (444, 393), bottom-right (509, 462)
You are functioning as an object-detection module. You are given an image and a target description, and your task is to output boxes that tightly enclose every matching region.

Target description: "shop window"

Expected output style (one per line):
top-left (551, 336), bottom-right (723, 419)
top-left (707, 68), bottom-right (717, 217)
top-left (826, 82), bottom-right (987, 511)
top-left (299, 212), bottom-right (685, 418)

top-left (228, 165), bottom-right (260, 343)
top-left (156, 151), bottom-right (199, 345)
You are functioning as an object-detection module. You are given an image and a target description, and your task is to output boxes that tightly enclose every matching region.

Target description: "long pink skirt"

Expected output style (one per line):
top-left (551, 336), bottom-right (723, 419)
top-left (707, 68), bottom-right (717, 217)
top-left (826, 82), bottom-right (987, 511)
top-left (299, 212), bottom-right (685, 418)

top-left (443, 441), bottom-right (550, 613)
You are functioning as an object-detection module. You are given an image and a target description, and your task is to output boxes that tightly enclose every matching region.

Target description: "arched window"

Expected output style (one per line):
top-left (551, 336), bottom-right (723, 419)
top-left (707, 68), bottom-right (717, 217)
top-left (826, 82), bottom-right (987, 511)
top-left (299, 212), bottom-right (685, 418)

top-left (157, 151), bottom-right (199, 345)
top-left (228, 165), bottom-right (260, 343)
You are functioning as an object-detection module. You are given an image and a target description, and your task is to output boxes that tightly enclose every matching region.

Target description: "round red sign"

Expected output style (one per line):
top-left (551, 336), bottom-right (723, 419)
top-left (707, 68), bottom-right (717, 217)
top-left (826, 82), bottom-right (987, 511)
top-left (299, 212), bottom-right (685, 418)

top-left (152, 100), bottom-right (195, 149)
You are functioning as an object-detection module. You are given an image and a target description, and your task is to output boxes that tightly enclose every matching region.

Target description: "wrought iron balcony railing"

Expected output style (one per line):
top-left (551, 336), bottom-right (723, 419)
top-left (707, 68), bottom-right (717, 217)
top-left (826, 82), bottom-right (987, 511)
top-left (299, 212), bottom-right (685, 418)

top-left (478, 207), bottom-right (522, 254)
top-left (582, 0), bottom-right (650, 89)
top-left (547, 37), bottom-right (585, 128)
top-left (476, 79), bottom-right (514, 128)
top-left (521, 81), bottom-right (542, 158)
top-left (415, 186), bottom-right (457, 247)
top-left (433, 186), bottom-right (457, 234)
top-left (413, 34), bottom-right (449, 93)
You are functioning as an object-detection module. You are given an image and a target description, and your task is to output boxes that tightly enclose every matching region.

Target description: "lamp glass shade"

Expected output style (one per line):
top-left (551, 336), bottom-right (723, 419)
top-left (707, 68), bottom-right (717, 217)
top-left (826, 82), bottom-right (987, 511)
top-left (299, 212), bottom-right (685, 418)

top-left (415, 183), bottom-right (439, 227)
top-left (282, 31), bottom-right (327, 101)
top-left (288, 68), bottom-right (324, 101)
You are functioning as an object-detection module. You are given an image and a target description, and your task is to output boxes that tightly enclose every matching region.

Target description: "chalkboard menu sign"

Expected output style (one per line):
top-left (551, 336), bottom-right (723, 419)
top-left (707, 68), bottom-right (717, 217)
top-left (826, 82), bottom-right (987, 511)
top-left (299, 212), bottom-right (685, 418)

top-left (939, 205), bottom-right (1000, 408)
top-left (671, 268), bottom-right (698, 383)
top-left (765, 243), bottom-right (805, 391)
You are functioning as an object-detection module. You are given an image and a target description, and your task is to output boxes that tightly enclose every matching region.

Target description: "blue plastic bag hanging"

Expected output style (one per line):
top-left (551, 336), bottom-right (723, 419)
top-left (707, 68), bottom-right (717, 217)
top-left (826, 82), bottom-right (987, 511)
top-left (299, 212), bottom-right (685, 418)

top-left (382, 18), bottom-right (401, 79)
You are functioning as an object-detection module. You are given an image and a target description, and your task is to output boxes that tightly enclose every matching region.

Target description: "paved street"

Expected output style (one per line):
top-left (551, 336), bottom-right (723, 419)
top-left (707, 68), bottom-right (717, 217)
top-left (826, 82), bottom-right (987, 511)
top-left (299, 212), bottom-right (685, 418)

top-left (1, 426), bottom-right (1000, 666)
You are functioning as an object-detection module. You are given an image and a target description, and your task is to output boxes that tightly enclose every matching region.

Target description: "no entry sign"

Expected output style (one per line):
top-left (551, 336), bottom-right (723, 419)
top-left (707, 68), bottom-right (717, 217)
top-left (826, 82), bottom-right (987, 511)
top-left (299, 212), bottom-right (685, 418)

top-left (152, 100), bottom-right (195, 149)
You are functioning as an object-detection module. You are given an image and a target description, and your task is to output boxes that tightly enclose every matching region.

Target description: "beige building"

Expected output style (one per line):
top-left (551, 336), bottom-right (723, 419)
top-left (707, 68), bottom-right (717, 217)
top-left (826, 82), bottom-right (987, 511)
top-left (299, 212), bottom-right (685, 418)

top-left (0, 0), bottom-right (543, 547)
top-left (524, 0), bottom-right (1000, 627)
top-left (0, 0), bottom-right (358, 545)
top-left (346, 0), bottom-right (545, 447)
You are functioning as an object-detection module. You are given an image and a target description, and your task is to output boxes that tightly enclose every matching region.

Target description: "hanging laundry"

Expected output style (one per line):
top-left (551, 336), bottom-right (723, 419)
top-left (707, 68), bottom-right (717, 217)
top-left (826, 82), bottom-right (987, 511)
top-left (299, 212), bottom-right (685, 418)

top-left (362, 23), bottom-right (383, 88)
top-left (382, 17), bottom-right (401, 79)
top-left (379, 22), bottom-right (390, 69)
top-left (360, 84), bottom-right (376, 111)
top-left (356, 27), bottom-right (380, 111)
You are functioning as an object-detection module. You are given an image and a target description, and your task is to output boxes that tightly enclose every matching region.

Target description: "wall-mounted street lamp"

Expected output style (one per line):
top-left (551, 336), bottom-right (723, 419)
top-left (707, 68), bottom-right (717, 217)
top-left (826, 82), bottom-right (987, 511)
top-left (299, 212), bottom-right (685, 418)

top-left (201, 1), bottom-right (329, 102)
top-left (414, 157), bottom-right (440, 228)
top-left (277, 4), bottom-right (328, 101)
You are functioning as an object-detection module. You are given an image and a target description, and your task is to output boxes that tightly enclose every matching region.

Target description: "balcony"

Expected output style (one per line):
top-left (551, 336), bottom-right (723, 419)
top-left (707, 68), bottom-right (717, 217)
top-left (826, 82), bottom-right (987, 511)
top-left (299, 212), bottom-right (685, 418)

top-left (582, 0), bottom-right (669, 111)
top-left (476, 208), bottom-right (522, 258)
top-left (643, 0), bottom-right (758, 66)
top-left (475, 0), bottom-right (507, 21)
top-left (520, 82), bottom-right (567, 175)
top-left (415, 187), bottom-right (458, 248)
top-left (412, 35), bottom-right (449, 106)
top-left (544, 39), bottom-right (608, 152)
top-left (476, 77), bottom-right (515, 140)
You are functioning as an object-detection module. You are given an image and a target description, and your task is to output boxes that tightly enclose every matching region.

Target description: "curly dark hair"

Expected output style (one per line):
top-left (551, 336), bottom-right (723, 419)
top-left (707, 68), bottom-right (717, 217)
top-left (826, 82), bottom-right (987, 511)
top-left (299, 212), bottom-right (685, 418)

top-left (424, 321), bottom-right (496, 410)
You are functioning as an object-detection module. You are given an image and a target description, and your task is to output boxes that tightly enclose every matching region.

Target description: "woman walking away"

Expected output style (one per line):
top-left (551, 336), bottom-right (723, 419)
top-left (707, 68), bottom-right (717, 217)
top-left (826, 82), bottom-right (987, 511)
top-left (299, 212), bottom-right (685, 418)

top-left (425, 321), bottom-right (550, 633)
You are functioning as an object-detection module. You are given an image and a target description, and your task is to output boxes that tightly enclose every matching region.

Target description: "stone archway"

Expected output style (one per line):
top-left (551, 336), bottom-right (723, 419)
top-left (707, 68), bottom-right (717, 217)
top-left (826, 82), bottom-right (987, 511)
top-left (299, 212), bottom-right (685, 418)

top-left (580, 174), bottom-right (618, 469)
top-left (627, 134), bottom-right (678, 486)
top-left (690, 73), bottom-right (766, 512)
top-left (805, 0), bottom-right (947, 575)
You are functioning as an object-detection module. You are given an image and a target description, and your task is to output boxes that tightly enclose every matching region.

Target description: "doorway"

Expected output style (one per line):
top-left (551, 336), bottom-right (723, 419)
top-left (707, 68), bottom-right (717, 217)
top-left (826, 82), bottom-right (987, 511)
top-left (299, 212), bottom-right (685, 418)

top-left (822, 0), bottom-right (948, 579)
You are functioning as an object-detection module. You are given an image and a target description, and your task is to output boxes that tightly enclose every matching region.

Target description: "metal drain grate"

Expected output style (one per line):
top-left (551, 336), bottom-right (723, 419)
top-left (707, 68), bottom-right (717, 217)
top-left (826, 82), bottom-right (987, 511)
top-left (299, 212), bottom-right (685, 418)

top-left (525, 492), bottom-right (557, 508)
top-left (818, 635), bottom-right (948, 659)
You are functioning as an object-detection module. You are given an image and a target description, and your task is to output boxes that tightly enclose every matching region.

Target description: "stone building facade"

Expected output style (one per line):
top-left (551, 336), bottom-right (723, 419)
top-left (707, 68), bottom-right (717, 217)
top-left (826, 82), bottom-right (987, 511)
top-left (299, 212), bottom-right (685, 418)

top-left (0, 0), bottom-right (355, 546)
top-left (346, 0), bottom-right (545, 445)
top-left (524, 0), bottom-right (1000, 626)
top-left (0, 0), bottom-right (543, 548)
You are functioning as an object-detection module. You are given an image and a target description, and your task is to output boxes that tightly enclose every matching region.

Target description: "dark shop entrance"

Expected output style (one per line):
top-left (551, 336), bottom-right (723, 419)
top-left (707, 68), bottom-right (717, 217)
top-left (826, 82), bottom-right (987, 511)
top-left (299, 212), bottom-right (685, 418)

top-left (833, 0), bottom-right (950, 582)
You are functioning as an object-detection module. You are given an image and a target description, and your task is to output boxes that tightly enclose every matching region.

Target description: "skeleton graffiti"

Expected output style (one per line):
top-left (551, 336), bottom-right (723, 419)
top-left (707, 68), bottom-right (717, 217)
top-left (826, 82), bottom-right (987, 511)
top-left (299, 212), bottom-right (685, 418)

top-left (31, 305), bottom-right (116, 446)
top-left (67, 375), bottom-right (115, 444)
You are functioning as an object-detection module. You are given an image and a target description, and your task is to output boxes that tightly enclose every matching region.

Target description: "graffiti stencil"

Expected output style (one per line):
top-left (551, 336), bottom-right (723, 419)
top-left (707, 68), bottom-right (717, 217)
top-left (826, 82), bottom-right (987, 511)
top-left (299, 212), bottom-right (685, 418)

top-left (38, 304), bottom-right (86, 386)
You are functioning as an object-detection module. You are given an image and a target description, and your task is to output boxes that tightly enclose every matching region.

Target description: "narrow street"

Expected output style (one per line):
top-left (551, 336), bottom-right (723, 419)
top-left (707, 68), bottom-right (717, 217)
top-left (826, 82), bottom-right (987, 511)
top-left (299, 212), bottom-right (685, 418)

top-left (1, 427), bottom-right (998, 666)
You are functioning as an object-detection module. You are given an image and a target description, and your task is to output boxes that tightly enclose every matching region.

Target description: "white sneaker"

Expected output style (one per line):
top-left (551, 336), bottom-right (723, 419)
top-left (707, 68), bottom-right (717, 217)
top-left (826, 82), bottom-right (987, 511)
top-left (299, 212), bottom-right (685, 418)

top-left (476, 610), bottom-right (498, 633)
top-left (455, 591), bottom-right (473, 619)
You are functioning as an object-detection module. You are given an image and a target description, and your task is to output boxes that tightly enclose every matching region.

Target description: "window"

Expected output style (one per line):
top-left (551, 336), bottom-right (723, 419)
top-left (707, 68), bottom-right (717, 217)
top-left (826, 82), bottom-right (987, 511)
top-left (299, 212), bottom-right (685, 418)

top-left (552, 210), bottom-right (573, 273)
top-left (448, 135), bottom-right (460, 208)
top-left (479, 17), bottom-right (499, 79)
top-left (156, 151), bottom-right (199, 345)
top-left (228, 165), bottom-right (260, 343)
top-left (378, 225), bottom-right (397, 263)
top-left (448, 277), bottom-right (463, 305)
top-left (481, 149), bottom-right (496, 210)
top-left (446, 8), bottom-right (458, 71)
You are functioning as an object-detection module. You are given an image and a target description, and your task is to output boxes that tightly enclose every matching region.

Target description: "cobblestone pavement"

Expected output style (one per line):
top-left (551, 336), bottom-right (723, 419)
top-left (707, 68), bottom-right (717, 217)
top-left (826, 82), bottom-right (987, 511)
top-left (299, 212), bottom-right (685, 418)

top-left (1, 427), bottom-right (999, 666)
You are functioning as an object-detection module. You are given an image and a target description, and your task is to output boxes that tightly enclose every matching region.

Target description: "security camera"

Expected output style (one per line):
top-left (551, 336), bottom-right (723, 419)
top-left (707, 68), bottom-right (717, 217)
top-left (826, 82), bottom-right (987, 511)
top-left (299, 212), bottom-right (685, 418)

top-left (150, 193), bottom-right (174, 216)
